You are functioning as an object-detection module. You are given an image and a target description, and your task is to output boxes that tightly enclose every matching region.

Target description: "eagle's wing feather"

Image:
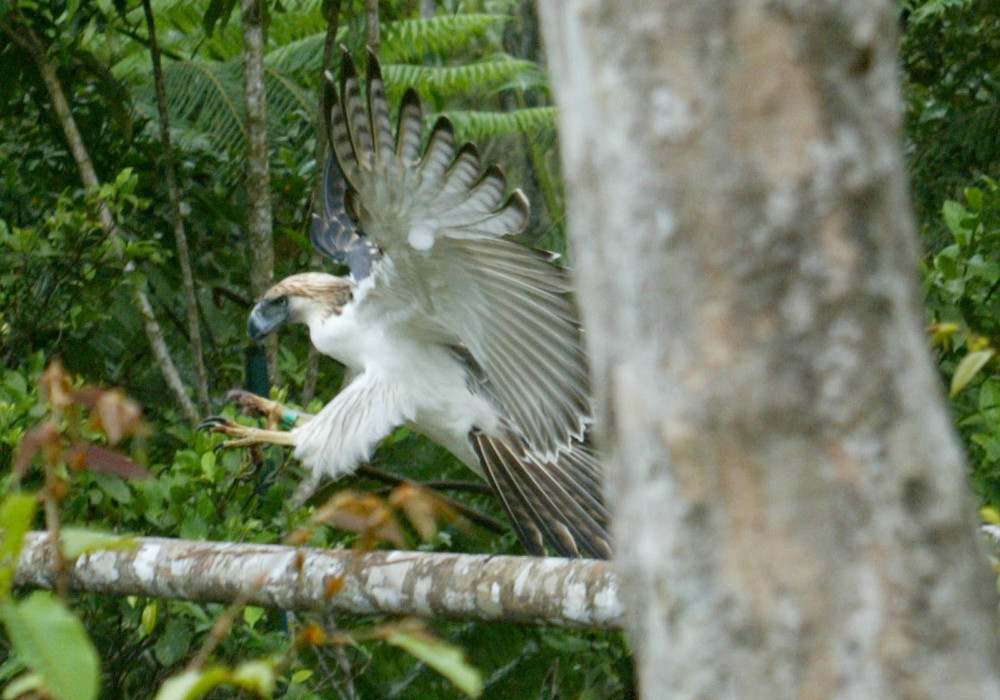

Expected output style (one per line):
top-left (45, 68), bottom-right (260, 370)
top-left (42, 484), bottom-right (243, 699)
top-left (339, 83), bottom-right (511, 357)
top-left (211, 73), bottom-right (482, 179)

top-left (310, 156), bottom-right (381, 280)
top-left (472, 431), bottom-right (612, 559)
top-left (325, 48), bottom-right (590, 457)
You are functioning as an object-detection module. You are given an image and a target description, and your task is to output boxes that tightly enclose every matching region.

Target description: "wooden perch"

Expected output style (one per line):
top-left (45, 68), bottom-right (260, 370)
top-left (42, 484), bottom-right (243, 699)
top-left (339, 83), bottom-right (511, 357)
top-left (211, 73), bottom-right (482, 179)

top-left (15, 533), bottom-right (623, 629)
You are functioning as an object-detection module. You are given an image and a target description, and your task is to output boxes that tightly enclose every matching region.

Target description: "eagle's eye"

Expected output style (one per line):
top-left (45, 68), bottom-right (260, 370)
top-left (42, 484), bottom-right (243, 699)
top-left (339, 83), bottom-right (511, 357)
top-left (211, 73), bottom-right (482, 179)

top-left (275, 296), bottom-right (288, 307)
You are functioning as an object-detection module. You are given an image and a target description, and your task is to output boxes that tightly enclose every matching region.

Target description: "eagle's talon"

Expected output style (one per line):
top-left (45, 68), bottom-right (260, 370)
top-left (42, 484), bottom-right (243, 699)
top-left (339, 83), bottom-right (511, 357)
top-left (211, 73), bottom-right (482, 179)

top-left (198, 415), bottom-right (233, 431)
top-left (198, 415), bottom-right (293, 451)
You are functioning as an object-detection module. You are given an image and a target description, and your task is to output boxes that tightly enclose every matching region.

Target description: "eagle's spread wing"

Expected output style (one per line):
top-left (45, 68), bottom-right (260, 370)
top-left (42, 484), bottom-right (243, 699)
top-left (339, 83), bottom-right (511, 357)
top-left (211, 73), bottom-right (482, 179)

top-left (323, 49), bottom-right (591, 459)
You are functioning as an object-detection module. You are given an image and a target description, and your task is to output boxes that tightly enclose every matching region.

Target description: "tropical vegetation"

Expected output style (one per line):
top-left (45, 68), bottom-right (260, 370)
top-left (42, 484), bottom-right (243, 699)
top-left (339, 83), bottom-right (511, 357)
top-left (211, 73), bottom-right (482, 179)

top-left (0, 0), bottom-right (998, 697)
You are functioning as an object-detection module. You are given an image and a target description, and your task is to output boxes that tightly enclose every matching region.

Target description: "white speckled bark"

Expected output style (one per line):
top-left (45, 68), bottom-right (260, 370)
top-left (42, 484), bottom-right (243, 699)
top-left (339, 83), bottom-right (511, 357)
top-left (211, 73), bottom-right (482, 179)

top-left (15, 533), bottom-right (622, 628)
top-left (537, 0), bottom-right (1000, 697)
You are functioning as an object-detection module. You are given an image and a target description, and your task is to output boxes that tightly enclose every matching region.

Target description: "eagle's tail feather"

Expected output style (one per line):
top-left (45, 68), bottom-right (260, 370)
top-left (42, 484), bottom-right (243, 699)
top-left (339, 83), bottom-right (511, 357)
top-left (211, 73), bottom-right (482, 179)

top-left (472, 431), bottom-right (613, 559)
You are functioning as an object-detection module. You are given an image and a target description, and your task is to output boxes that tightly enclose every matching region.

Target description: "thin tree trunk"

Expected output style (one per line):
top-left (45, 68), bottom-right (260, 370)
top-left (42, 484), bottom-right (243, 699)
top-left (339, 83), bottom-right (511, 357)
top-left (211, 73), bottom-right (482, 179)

top-left (365, 0), bottom-right (380, 52)
top-left (301, 0), bottom-right (343, 407)
top-left (538, 1), bottom-right (1000, 698)
top-left (141, 0), bottom-right (211, 414)
top-left (241, 0), bottom-right (278, 382)
top-left (15, 533), bottom-right (622, 628)
top-left (2, 17), bottom-right (199, 425)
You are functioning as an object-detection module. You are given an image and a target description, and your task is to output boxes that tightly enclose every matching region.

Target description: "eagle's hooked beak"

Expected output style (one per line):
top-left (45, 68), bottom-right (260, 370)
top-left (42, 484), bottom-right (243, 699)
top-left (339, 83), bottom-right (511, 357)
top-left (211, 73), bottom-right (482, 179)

top-left (248, 296), bottom-right (289, 341)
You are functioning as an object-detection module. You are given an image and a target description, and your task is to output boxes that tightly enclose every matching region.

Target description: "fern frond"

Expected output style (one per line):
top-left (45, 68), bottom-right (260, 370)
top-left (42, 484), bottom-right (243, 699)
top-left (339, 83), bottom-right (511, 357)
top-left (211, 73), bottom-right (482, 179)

top-left (381, 15), bottom-right (508, 62)
top-left (439, 107), bottom-right (557, 142)
top-left (383, 57), bottom-right (546, 103)
top-left (264, 26), bottom-right (350, 81)
top-left (263, 64), bottom-right (315, 121)
top-left (131, 57), bottom-right (315, 182)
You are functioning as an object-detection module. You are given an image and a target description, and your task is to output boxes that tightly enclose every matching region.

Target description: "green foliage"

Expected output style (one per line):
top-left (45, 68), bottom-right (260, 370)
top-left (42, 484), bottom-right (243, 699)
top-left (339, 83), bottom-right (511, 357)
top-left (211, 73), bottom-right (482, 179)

top-left (153, 660), bottom-right (276, 700)
top-left (383, 56), bottom-right (547, 104)
top-left (442, 106), bottom-right (556, 143)
top-left (903, 0), bottom-right (1000, 511)
top-left (0, 0), bottom-right (619, 697)
top-left (384, 627), bottom-right (484, 697)
top-left (0, 174), bottom-right (154, 369)
top-left (0, 494), bottom-right (37, 600)
top-left (903, 0), bottom-right (1000, 221)
top-left (925, 179), bottom-right (1000, 343)
top-left (924, 179), bottom-right (1000, 505)
top-left (0, 592), bottom-right (100, 700)
top-left (381, 14), bottom-right (508, 62)
top-left (0, 355), bottom-right (629, 698)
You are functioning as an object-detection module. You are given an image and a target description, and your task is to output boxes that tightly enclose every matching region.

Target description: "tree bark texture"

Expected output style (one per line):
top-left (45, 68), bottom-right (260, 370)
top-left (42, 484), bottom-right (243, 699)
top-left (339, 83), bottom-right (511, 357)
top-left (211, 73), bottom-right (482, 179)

top-left (537, 0), bottom-right (1000, 698)
top-left (1, 17), bottom-right (200, 424)
top-left (142, 0), bottom-right (212, 413)
top-left (366, 0), bottom-right (380, 52)
top-left (15, 533), bottom-right (622, 628)
top-left (241, 0), bottom-right (278, 380)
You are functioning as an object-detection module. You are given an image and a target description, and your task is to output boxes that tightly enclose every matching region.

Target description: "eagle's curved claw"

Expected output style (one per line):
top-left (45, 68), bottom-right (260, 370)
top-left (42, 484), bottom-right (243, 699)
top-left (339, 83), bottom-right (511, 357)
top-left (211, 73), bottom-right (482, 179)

top-left (198, 416), bottom-right (254, 449)
top-left (198, 415), bottom-right (235, 431)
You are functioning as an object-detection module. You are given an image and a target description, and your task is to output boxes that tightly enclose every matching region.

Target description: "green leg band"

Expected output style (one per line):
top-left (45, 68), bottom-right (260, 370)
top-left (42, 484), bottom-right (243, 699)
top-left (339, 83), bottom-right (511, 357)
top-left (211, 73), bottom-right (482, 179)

top-left (279, 409), bottom-right (299, 430)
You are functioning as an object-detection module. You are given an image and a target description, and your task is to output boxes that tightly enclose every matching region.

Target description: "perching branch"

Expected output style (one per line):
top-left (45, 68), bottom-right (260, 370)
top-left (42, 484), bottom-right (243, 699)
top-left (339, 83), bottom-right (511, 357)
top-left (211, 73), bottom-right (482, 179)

top-left (141, 0), bottom-right (211, 414)
top-left (1, 15), bottom-right (199, 424)
top-left (15, 533), bottom-right (623, 628)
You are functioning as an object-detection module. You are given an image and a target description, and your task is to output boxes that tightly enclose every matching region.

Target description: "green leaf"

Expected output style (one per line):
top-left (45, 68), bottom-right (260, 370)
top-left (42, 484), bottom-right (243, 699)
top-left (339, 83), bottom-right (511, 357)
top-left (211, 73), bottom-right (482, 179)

top-left (59, 527), bottom-right (137, 558)
top-left (243, 605), bottom-right (264, 628)
top-left (966, 186), bottom-right (985, 212)
top-left (979, 378), bottom-right (1000, 410)
top-left (951, 349), bottom-right (995, 396)
top-left (141, 601), bottom-right (158, 637)
top-left (202, 0), bottom-right (239, 36)
top-left (179, 515), bottom-right (208, 540)
top-left (153, 662), bottom-right (273, 700)
top-left (0, 592), bottom-right (99, 700)
top-left (290, 669), bottom-right (313, 684)
top-left (2, 672), bottom-right (43, 700)
top-left (230, 660), bottom-right (276, 696)
top-left (0, 493), bottom-right (37, 600)
top-left (94, 474), bottom-right (134, 504)
top-left (153, 668), bottom-right (228, 700)
top-left (153, 617), bottom-right (193, 666)
top-left (200, 452), bottom-right (216, 480)
top-left (386, 629), bottom-right (483, 698)
top-left (942, 199), bottom-right (971, 246)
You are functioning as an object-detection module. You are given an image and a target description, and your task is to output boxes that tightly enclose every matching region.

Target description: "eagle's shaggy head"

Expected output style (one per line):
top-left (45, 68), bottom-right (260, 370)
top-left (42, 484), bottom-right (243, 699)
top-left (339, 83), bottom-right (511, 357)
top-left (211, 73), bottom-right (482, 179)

top-left (248, 272), bottom-right (354, 341)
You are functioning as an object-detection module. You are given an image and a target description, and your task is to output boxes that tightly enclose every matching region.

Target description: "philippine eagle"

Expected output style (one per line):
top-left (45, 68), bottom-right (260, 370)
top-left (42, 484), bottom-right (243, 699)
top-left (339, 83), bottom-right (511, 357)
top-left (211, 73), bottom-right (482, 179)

top-left (207, 49), bottom-right (610, 559)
